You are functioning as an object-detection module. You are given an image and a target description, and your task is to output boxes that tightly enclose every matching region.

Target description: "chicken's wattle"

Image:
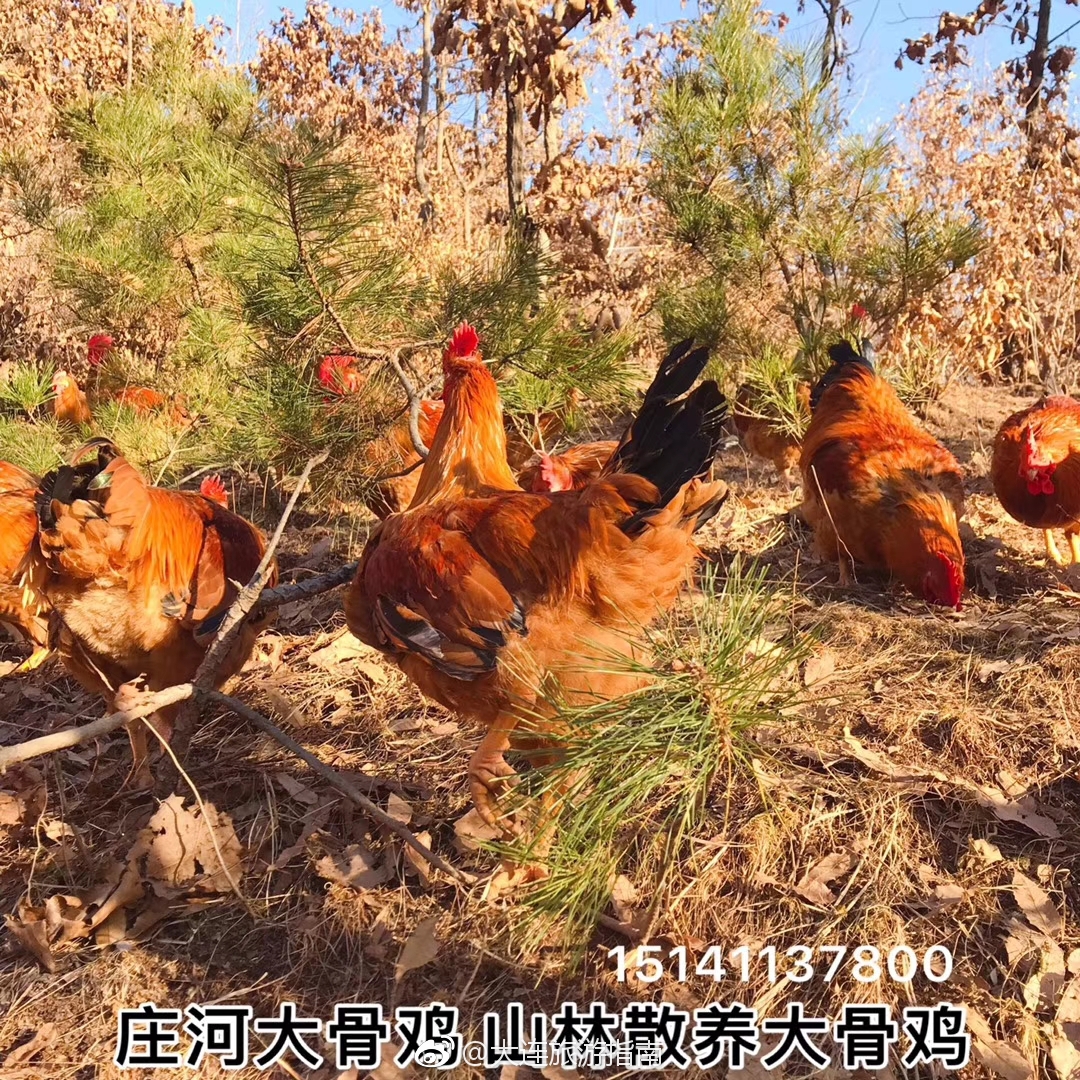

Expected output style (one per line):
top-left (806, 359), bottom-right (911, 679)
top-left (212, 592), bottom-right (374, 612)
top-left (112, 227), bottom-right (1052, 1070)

top-left (1026, 470), bottom-right (1056, 496)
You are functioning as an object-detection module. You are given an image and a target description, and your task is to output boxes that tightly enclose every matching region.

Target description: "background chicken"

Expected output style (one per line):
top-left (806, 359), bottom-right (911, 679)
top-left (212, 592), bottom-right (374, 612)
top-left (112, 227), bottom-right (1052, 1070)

top-left (87, 333), bottom-right (115, 370)
top-left (345, 327), bottom-right (727, 862)
top-left (516, 440), bottom-right (618, 492)
top-left (72, 333), bottom-right (192, 423)
top-left (0, 462), bottom-right (49, 671)
top-left (36, 439), bottom-right (277, 784)
top-left (358, 398), bottom-right (445, 518)
top-left (52, 370), bottom-right (92, 426)
top-left (199, 474), bottom-right (229, 508)
top-left (800, 341), bottom-right (966, 608)
top-left (992, 396), bottom-right (1080, 566)
top-left (733, 380), bottom-right (811, 485)
top-left (318, 354), bottom-right (367, 397)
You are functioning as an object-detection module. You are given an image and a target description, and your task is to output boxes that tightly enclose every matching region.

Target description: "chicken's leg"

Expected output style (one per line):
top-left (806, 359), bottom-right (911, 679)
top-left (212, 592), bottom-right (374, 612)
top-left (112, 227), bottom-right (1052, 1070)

top-left (480, 737), bottom-right (561, 899)
top-left (115, 682), bottom-right (174, 790)
top-left (1045, 529), bottom-right (1068, 566)
top-left (1069, 529), bottom-right (1080, 567)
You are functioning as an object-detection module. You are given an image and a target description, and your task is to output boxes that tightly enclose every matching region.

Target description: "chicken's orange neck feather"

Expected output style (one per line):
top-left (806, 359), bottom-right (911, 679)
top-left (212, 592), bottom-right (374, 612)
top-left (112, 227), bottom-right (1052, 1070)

top-left (408, 357), bottom-right (518, 506)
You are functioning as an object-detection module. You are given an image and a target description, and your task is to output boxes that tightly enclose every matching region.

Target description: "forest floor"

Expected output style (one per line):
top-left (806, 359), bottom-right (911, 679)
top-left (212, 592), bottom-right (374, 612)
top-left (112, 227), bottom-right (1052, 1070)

top-left (2, 380), bottom-right (1080, 1079)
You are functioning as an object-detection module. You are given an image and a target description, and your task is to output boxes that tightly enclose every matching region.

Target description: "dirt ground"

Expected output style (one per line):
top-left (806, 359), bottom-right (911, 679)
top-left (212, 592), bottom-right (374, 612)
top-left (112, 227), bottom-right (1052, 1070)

top-left (2, 379), bottom-right (1080, 1079)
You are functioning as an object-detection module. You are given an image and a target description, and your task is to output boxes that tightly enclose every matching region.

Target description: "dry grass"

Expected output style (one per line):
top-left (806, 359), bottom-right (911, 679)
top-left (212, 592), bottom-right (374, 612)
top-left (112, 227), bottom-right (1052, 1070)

top-left (2, 381), bottom-right (1080, 1079)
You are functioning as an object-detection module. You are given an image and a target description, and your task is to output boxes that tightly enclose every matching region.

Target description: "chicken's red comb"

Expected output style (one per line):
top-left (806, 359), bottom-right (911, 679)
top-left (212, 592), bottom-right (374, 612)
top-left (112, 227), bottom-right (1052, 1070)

top-left (937, 551), bottom-right (964, 610)
top-left (87, 334), bottom-right (115, 366)
top-left (200, 474), bottom-right (228, 507)
top-left (448, 322), bottom-right (480, 359)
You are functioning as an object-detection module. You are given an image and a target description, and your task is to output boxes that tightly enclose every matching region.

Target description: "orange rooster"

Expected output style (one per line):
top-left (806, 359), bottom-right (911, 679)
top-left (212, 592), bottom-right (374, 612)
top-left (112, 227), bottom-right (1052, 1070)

top-left (0, 462), bottom-right (49, 672)
top-left (992, 396), bottom-right (1080, 566)
top-left (36, 439), bottom-right (277, 784)
top-left (733, 380), bottom-right (812, 485)
top-left (359, 396), bottom-right (575, 517)
top-left (52, 370), bottom-right (92, 426)
top-left (800, 341), bottom-right (966, 608)
top-left (345, 327), bottom-right (727, 858)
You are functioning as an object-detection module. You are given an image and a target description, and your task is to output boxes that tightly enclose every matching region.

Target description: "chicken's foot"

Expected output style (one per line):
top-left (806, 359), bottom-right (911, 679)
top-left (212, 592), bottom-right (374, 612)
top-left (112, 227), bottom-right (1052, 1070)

top-left (837, 555), bottom-right (856, 587)
top-left (469, 722), bottom-right (521, 836)
top-left (12, 646), bottom-right (50, 675)
top-left (116, 682), bottom-right (173, 790)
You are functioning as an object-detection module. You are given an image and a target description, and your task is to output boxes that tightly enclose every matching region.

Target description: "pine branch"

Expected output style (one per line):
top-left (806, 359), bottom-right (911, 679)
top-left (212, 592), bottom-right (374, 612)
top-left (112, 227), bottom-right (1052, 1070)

top-left (281, 160), bottom-right (433, 458)
top-left (253, 561), bottom-right (359, 615)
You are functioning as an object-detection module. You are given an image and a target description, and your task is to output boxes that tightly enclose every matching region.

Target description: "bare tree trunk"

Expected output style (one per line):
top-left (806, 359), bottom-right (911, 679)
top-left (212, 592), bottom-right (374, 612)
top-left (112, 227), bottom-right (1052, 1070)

top-left (415, 0), bottom-right (435, 223)
top-left (814, 0), bottom-right (844, 84)
top-left (434, 53), bottom-right (447, 175)
top-left (504, 69), bottom-right (526, 220)
top-left (1022, 0), bottom-right (1053, 120)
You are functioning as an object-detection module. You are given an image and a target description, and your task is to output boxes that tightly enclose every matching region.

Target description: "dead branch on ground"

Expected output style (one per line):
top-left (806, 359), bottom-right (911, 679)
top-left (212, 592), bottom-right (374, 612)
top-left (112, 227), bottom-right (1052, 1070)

top-left (0, 682), bottom-right (474, 886)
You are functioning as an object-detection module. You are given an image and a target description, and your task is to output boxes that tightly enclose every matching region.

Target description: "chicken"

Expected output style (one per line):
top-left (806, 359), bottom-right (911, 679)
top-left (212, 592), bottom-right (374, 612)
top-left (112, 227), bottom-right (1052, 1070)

top-left (56, 349), bottom-right (191, 426)
top-left (359, 396), bottom-right (573, 517)
top-left (78, 334), bottom-right (191, 423)
top-left (991, 396), bottom-right (1080, 566)
top-left (318, 354), bottom-right (367, 397)
top-left (516, 440), bottom-right (619, 492)
top-left (0, 462), bottom-right (49, 672)
top-left (36, 439), bottom-right (277, 784)
top-left (345, 326), bottom-right (727, 858)
top-left (199, 474), bottom-right (229, 508)
top-left (732, 380), bottom-right (811, 485)
top-left (800, 341), bottom-right (966, 608)
top-left (52, 370), bottom-right (92, 426)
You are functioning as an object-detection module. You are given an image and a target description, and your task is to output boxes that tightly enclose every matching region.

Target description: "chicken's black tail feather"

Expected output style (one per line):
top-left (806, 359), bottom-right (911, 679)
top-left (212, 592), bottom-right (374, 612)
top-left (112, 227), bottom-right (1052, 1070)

top-left (809, 339), bottom-right (876, 411)
top-left (604, 337), bottom-right (728, 507)
top-left (35, 440), bottom-right (120, 530)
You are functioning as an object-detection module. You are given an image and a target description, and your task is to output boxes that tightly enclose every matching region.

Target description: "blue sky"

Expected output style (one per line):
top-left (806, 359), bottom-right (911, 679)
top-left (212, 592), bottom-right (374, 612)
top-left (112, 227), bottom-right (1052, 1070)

top-left (194, 0), bottom-right (1077, 132)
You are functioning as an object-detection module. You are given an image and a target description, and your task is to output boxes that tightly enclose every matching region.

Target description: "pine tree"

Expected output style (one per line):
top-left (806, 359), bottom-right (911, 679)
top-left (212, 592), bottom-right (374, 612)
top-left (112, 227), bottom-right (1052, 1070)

top-left (49, 33), bottom-right (262, 357)
top-left (651, 0), bottom-right (981, 406)
top-left (1, 26), bottom-right (634, 496)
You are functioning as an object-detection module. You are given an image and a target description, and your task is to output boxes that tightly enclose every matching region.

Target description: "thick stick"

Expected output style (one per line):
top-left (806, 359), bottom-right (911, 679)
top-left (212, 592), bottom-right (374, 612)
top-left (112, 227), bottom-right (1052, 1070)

top-left (253, 561), bottom-right (359, 614)
top-left (0, 684), bottom-right (194, 771)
